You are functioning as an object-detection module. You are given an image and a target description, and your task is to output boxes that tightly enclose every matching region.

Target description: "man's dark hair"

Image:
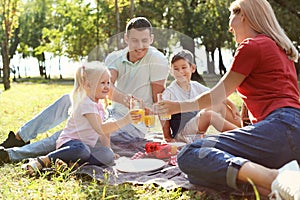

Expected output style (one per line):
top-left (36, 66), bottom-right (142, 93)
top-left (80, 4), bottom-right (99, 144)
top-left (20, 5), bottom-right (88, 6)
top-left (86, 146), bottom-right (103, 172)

top-left (125, 17), bottom-right (152, 35)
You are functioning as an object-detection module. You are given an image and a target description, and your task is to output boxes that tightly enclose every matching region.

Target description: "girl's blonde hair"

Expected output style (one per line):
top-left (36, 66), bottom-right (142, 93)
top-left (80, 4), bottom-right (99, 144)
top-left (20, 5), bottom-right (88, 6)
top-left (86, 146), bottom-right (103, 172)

top-left (230, 0), bottom-right (298, 62)
top-left (71, 61), bottom-right (109, 113)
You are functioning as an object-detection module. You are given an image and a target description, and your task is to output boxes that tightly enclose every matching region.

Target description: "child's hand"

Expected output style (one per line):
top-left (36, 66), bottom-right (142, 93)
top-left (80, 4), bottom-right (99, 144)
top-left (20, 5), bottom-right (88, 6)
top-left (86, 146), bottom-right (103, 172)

top-left (164, 136), bottom-right (174, 143)
top-left (114, 153), bottom-right (120, 159)
top-left (128, 110), bottom-right (143, 124)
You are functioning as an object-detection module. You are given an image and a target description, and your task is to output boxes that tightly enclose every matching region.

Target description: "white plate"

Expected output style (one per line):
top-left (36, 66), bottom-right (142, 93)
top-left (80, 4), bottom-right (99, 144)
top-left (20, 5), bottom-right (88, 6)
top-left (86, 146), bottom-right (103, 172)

top-left (115, 157), bottom-right (166, 173)
top-left (167, 142), bottom-right (186, 147)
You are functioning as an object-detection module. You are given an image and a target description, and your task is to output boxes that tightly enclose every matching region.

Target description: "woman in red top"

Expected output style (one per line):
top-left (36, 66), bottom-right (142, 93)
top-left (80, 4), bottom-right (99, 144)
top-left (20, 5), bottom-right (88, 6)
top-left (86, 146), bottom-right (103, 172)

top-left (158, 0), bottom-right (300, 198)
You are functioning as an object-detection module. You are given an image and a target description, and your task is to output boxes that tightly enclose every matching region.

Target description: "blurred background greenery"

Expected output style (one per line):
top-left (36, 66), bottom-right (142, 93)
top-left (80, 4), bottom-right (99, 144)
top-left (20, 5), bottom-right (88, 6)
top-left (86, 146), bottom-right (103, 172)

top-left (1, 0), bottom-right (299, 91)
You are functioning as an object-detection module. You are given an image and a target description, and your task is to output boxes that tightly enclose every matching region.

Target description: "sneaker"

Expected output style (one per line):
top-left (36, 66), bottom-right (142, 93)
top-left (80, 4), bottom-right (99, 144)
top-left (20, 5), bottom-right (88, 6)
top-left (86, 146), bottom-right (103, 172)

top-left (279, 160), bottom-right (300, 173)
top-left (270, 170), bottom-right (300, 200)
top-left (0, 131), bottom-right (30, 148)
top-left (0, 147), bottom-right (9, 165)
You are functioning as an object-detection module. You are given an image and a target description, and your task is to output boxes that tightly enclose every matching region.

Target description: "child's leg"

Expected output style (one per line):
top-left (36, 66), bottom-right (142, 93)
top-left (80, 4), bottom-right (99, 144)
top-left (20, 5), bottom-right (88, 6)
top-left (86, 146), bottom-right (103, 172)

top-left (89, 146), bottom-right (115, 166)
top-left (209, 103), bottom-right (241, 128)
top-left (197, 110), bottom-right (238, 133)
top-left (47, 140), bottom-right (90, 165)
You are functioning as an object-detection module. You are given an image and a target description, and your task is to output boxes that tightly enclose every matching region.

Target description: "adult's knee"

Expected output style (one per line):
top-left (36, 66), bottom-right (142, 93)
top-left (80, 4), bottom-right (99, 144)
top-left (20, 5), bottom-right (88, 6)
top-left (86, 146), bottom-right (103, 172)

top-left (177, 145), bottom-right (195, 173)
top-left (177, 142), bottom-right (212, 173)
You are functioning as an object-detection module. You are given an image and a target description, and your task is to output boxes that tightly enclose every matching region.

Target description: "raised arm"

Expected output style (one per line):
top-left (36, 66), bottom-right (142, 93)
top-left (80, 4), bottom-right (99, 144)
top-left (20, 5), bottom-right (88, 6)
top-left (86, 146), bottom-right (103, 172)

top-left (159, 71), bottom-right (246, 115)
top-left (84, 112), bottom-right (132, 147)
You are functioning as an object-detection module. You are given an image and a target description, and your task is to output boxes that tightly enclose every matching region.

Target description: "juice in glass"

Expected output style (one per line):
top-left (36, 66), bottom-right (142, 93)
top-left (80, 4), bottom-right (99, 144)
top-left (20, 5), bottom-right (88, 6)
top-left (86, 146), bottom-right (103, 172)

top-left (144, 114), bottom-right (155, 127)
top-left (131, 109), bottom-right (145, 124)
top-left (130, 97), bottom-right (145, 124)
top-left (157, 93), bottom-right (171, 120)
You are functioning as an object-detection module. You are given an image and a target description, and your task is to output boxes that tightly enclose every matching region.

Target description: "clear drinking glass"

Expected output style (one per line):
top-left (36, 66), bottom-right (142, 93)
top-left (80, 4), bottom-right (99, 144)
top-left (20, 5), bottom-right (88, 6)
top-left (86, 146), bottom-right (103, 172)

top-left (157, 93), bottom-right (171, 120)
top-left (129, 97), bottom-right (145, 124)
top-left (144, 105), bottom-right (156, 131)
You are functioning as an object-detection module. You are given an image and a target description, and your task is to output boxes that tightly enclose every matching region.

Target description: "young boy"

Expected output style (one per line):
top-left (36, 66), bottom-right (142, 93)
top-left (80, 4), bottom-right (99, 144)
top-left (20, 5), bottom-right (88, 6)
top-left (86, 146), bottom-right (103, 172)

top-left (161, 50), bottom-right (241, 142)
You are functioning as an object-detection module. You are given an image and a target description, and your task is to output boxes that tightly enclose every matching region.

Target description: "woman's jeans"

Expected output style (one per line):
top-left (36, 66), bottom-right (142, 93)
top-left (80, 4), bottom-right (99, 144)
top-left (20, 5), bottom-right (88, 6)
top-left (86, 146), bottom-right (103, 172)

top-left (48, 139), bottom-right (115, 166)
top-left (177, 107), bottom-right (300, 191)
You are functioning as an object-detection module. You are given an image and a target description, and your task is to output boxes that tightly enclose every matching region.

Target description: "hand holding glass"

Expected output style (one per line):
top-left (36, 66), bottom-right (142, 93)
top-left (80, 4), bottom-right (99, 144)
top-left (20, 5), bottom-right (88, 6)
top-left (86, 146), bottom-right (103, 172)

top-left (129, 97), bottom-right (145, 124)
top-left (157, 93), bottom-right (171, 120)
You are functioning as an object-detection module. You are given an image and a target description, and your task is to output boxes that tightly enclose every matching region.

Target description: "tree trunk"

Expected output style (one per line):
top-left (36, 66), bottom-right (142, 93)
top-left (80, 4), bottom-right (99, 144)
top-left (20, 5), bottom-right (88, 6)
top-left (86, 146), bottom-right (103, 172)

top-left (115, 0), bottom-right (121, 49)
top-left (218, 47), bottom-right (227, 76)
top-left (58, 56), bottom-right (62, 79)
top-left (130, 0), bottom-right (134, 18)
top-left (206, 49), bottom-right (215, 74)
top-left (1, 40), bottom-right (11, 90)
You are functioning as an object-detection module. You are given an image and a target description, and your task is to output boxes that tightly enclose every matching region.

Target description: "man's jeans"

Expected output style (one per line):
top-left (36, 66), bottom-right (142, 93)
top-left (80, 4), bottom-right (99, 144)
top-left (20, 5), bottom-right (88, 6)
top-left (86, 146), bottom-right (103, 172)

top-left (18, 94), bottom-right (71, 142)
top-left (8, 94), bottom-right (71, 161)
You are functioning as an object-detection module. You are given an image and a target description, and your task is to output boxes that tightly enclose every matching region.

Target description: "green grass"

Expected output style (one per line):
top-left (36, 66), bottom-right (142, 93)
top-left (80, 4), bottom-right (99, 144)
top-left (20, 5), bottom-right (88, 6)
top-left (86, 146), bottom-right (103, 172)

top-left (0, 78), bottom-right (259, 200)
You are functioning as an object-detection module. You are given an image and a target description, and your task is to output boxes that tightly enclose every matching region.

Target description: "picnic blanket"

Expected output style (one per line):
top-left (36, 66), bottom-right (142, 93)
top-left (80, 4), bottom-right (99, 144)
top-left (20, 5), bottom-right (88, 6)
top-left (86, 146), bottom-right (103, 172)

top-left (75, 133), bottom-right (257, 199)
top-left (76, 135), bottom-right (193, 190)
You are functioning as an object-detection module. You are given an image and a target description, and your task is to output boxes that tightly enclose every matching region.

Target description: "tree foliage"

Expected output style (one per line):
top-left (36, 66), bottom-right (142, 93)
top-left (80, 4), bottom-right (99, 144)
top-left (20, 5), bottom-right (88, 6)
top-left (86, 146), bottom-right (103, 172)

top-left (1, 0), bottom-right (299, 90)
top-left (18, 0), bottom-right (52, 77)
top-left (0, 0), bottom-right (21, 90)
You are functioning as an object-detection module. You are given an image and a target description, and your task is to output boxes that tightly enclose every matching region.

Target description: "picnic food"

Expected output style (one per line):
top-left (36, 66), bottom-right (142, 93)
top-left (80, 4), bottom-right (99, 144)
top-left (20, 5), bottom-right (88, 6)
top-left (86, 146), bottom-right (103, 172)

top-left (145, 142), bottom-right (177, 159)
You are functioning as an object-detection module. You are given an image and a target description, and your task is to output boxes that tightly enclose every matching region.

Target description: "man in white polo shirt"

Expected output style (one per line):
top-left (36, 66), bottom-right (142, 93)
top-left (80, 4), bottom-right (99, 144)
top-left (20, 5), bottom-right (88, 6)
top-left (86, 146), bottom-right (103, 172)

top-left (0, 17), bottom-right (169, 163)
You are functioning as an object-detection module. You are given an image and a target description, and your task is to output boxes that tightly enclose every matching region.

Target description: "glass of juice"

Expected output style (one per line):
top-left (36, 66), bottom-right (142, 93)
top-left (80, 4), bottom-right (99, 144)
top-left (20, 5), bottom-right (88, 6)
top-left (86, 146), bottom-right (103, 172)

top-left (144, 105), bottom-right (156, 132)
top-left (157, 93), bottom-right (171, 120)
top-left (129, 97), bottom-right (145, 124)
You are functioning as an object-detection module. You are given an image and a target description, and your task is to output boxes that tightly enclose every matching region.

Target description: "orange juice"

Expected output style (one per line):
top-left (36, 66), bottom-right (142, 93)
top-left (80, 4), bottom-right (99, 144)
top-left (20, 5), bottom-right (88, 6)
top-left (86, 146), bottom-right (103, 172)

top-left (144, 115), bottom-right (155, 127)
top-left (131, 109), bottom-right (145, 124)
top-left (157, 93), bottom-right (171, 120)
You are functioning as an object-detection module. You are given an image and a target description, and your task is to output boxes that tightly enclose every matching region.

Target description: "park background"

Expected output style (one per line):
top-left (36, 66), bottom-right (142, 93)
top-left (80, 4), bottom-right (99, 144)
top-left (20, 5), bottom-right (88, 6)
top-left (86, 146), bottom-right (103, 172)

top-left (0, 0), bottom-right (299, 90)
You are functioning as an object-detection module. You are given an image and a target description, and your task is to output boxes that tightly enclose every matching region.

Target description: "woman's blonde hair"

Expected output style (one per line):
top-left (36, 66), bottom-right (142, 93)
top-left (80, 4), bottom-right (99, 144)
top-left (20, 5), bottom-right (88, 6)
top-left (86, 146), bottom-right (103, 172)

top-left (71, 61), bottom-right (109, 113)
top-left (230, 0), bottom-right (298, 62)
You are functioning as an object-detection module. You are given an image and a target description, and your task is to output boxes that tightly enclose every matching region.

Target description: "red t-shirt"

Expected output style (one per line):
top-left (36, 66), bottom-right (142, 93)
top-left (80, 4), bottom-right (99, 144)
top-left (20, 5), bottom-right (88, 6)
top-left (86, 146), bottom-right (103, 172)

top-left (231, 34), bottom-right (300, 123)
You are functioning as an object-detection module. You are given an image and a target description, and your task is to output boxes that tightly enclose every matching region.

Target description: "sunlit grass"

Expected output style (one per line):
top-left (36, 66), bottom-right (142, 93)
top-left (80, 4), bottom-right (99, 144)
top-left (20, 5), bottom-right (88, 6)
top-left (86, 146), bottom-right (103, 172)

top-left (0, 78), bottom-right (269, 199)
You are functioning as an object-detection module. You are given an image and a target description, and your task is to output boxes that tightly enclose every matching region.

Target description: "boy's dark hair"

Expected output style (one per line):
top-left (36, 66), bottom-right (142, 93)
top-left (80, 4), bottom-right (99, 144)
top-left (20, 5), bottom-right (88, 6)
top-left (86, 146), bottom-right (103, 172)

top-left (125, 17), bottom-right (152, 35)
top-left (171, 50), bottom-right (194, 65)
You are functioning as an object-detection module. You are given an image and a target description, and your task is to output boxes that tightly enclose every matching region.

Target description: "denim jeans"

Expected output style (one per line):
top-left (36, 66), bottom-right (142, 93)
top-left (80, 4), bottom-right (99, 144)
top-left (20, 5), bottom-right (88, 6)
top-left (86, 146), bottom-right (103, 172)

top-left (18, 94), bottom-right (71, 142)
top-left (48, 139), bottom-right (115, 166)
top-left (7, 94), bottom-right (145, 161)
top-left (8, 131), bottom-right (60, 161)
top-left (177, 107), bottom-right (300, 191)
top-left (8, 94), bottom-right (71, 161)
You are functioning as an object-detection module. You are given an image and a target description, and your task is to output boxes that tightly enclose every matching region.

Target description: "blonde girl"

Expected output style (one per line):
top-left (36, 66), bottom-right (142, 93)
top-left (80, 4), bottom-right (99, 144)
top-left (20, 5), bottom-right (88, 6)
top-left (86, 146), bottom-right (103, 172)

top-left (23, 61), bottom-right (135, 174)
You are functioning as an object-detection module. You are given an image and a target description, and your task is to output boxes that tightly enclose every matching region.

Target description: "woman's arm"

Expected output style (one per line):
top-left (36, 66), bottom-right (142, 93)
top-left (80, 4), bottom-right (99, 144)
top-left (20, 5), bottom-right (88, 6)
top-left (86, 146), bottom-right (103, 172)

top-left (159, 71), bottom-right (246, 115)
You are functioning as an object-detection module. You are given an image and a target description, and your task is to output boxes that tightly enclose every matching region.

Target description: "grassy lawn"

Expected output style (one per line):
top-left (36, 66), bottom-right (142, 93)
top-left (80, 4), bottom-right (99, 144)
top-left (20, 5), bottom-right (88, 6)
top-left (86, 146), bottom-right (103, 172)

top-left (0, 78), bottom-right (266, 200)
